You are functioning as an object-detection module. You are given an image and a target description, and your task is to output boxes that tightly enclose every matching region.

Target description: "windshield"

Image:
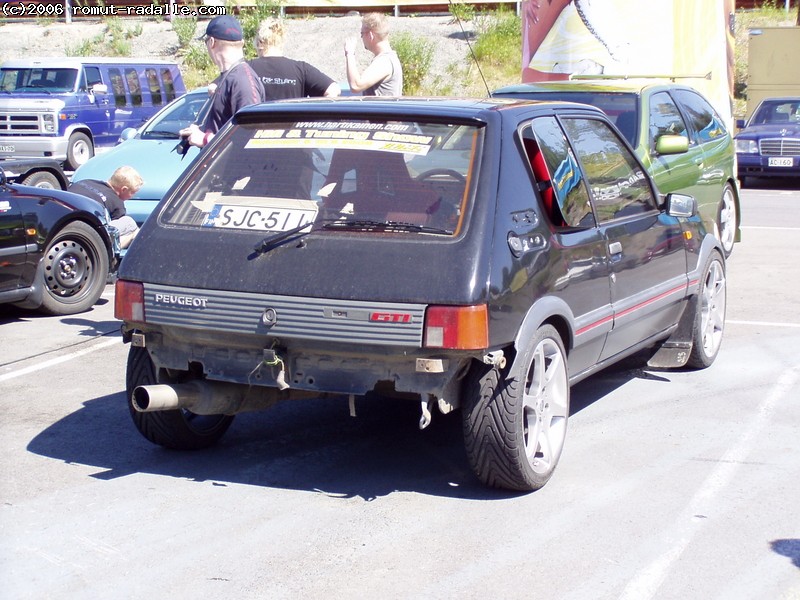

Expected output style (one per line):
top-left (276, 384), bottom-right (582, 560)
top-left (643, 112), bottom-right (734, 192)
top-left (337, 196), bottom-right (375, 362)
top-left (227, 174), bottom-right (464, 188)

top-left (161, 118), bottom-right (480, 237)
top-left (751, 100), bottom-right (800, 125)
top-left (1, 68), bottom-right (78, 93)
top-left (140, 91), bottom-right (210, 139)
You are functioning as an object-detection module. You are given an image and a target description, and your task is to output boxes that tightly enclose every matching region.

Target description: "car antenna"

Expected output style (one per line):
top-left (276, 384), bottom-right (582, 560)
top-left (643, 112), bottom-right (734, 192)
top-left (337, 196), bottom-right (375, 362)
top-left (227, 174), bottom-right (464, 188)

top-left (447, 0), bottom-right (490, 98)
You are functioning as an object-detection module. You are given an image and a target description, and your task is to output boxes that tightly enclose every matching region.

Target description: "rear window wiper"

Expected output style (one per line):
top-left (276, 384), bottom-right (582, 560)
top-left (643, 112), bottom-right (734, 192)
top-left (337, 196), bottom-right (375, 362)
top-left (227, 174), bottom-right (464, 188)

top-left (253, 218), bottom-right (453, 256)
top-left (322, 219), bottom-right (453, 235)
top-left (253, 219), bottom-right (335, 256)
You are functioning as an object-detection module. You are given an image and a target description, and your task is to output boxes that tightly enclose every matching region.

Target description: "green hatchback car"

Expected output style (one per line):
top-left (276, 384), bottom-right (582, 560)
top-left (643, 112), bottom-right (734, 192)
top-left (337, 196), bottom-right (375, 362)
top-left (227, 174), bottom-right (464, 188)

top-left (493, 80), bottom-right (741, 257)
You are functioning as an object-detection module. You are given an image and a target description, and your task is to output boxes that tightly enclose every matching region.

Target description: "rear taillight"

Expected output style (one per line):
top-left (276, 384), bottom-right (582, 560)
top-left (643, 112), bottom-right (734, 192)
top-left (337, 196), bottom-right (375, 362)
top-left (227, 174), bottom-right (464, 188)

top-left (115, 280), bottom-right (145, 323)
top-left (424, 304), bottom-right (488, 350)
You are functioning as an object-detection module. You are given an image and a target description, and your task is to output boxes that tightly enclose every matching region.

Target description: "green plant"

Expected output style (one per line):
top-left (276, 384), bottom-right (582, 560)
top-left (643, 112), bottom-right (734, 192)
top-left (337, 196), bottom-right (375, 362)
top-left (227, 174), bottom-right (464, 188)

top-left (65, 15), bottom-right (146, 57)
top-left (104, 19), bottom-right (133, 56)
top-left (232, 0), bottom-right (283, 59)
top-left (448, 0), bottom-right (475, 24)
top-left (150, 0), bottom-right (164, 23)
top-left (172, 16), bottom-right (199, 50)
top-left (393, 31), bottom-right (435, 95)
top-left (181, 43), bottom-right (217, 89)
top-left (460, 8), bottom-right (522, 92)
top-left (65, 38), bottom-right (96, 57)
top-left (473, 8), bottom-right (521, 66)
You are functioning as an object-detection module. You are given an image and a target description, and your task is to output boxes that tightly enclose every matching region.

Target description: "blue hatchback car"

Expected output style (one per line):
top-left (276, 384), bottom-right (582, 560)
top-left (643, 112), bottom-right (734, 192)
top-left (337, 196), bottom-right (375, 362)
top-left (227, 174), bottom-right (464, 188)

top-left (71, 87), bottom-right (209, 225)
top-left (735, 97), bottom-right (800, 187)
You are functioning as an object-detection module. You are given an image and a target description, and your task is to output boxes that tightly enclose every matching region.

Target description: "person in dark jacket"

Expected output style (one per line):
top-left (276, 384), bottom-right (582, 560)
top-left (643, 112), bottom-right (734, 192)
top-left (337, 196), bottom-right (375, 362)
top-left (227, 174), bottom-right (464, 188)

top-left (179, 15), bottom-right (265, 149)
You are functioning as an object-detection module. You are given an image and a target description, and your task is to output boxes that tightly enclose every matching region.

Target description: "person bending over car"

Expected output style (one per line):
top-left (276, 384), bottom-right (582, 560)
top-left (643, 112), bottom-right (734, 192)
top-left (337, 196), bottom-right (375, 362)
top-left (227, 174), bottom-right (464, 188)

top-left (68, 165), bottom-right (143, 248)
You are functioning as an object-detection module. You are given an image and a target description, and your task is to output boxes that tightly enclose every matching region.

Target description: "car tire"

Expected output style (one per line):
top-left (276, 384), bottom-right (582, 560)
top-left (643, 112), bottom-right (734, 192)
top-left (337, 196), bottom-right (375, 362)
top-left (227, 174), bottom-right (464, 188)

top-left (66, 132), bottom-right (94, 170)
top-left (717, 183), bottom-right (738, 257)
top-left (126, 346), bottom-right (235, 450)
top-left (686, 250), bottom-right (726, 369)
top-left (738, 176), bottom-right (747, 189)
top-left (39, 221), bottom-right (109, 315)
top-left (22, 171), bottom-right (60, 189)
top-left (462, 324), bottom-right (570, 492)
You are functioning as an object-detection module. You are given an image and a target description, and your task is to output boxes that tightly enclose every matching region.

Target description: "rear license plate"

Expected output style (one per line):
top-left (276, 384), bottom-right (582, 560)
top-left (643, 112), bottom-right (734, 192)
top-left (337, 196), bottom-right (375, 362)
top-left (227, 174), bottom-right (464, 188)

top-left (768, 157), bottom-right (793, 167)
top-left (0, 145), bottom-right (15, 153)
top-left (204, 203), bottom-right (318, 232)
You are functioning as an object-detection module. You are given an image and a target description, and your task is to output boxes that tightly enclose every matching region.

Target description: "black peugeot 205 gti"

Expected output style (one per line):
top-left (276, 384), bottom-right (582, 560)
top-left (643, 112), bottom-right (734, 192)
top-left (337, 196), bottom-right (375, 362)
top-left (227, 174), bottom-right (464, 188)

top-left (114, 97), bottom-right (727, 492)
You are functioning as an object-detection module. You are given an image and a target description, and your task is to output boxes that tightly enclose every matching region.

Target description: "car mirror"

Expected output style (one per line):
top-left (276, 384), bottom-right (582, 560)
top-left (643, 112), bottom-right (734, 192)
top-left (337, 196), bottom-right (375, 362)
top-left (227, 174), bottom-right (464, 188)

top-left (655, 134), bottom-right (689, 156)
top-left (665, 193), bottom-right (697, 218)
top-left (119, 128), bottom-right (137, 142)
top-left (91, 83), bottom-right (108, 94)
top-left (736, 118), bottom-right (746, 129)
top-left (0, 167), bottom-right (6, 187)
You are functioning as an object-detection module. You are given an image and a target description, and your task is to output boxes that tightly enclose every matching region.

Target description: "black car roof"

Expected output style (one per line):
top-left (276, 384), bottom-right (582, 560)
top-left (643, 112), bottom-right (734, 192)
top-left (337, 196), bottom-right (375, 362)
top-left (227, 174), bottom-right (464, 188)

top-left (234, 96), bottom-right (607, 124)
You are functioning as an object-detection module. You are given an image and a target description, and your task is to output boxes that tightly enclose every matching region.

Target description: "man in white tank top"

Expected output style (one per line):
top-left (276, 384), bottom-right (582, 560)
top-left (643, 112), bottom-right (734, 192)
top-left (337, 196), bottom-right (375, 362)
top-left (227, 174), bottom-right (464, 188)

top-left (344, 13), bottom-right (403, 96)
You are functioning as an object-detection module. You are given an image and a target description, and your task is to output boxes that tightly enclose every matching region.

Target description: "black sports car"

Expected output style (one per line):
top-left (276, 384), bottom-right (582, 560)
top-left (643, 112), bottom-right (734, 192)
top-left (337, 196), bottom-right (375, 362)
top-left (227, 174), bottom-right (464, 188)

top-left (0, 167), bottom-right (116, 315)
top-left (114, 97), bottom-right (727, 492)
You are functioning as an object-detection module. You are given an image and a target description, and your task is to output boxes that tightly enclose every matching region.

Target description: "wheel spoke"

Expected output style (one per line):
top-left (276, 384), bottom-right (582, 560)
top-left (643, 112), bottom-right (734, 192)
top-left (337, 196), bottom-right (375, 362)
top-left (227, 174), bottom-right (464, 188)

top-left (701, 261), bottom-right (726, 354)
top-left (523, 338), bottom-right (569, 473)
top-left (718, 187), bottom-right (737, 252)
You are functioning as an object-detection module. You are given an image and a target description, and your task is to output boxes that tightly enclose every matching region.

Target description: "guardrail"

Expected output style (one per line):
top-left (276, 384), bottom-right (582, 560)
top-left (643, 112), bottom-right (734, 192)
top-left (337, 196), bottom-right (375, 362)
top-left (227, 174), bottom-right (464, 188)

top-left (0, 0), bottom-right (520, 22)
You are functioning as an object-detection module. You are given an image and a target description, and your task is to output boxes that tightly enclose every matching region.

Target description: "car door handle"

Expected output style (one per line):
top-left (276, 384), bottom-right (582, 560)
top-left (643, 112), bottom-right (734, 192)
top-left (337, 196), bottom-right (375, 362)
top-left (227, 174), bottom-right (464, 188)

top-left (608, 241), bottom-right (622, 255)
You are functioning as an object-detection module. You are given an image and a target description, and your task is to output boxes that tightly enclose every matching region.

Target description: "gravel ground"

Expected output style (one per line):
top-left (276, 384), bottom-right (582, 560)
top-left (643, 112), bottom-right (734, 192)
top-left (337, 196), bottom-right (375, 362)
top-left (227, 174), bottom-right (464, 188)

top-left (0, 15), bottom-right (481, 95)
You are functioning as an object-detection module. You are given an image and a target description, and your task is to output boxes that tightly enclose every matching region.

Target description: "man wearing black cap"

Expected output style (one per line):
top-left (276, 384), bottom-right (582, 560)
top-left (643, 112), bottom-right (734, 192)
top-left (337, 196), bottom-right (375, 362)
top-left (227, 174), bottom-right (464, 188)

top-left (179, 15), bottom-right (265, 149)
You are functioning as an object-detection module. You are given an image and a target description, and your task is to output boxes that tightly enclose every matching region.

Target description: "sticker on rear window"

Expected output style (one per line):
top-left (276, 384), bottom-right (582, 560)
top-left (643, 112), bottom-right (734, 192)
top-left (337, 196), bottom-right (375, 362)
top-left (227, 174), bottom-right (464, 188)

top-left (244, 122), bottom-right (434, 156)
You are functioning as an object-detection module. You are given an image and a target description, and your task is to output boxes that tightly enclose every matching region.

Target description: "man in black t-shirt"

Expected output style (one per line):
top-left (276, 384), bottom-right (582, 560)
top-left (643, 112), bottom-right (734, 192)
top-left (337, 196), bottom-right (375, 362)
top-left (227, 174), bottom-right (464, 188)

top-left (249, 18), bottom-right (340, 100)
top-left (69, 166), bottom-right (143, 248)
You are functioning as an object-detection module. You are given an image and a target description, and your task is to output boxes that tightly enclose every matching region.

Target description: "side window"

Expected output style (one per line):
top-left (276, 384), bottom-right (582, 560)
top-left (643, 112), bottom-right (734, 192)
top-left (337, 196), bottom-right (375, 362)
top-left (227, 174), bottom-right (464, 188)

top-left (649, 91), bottom-right (688, 150)
top-left (125, 68), bottom-right (143, 106)
top-left (83, 66), bottom-right (102, 90)
top-left (525, 117), bottom-right (594, 229)
top-left (161, 68), bottom-right (176, 102)
top-left (108, 68), bottom-right (127, 107)
top-left (672, 89), bottom-right (727, 143)
top-left (145, 68), bottom-right (162, 106)
top-left (562, 117), bottom-right (658, 222)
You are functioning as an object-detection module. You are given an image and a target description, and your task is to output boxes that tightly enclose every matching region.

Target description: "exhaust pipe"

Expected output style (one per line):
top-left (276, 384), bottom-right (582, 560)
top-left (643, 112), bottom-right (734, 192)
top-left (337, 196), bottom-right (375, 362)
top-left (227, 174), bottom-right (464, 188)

top-left (132, 381), bottom-right (320, 415)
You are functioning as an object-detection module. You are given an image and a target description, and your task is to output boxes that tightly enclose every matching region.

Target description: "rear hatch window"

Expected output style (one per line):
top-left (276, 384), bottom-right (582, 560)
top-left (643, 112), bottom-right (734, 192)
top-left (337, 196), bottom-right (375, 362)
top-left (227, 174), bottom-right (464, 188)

top-left (161, 118), bottom-right (481, 237)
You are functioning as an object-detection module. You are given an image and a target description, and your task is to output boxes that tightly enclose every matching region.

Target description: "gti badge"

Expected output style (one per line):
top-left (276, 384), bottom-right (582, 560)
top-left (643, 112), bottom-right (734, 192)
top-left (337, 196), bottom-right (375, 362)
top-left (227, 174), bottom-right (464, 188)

top-left (261, 307), bottom-right (278, 326)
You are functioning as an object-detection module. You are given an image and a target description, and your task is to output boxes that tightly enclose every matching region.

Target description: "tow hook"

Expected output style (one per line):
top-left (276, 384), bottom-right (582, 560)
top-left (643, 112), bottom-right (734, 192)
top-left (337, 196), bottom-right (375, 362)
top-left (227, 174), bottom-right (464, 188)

top-left (419, 397), bottom-right (433, 430)
top-left (250, 348), bottom-right (290, 390)
top-left (482, 350), bottom-right (506, 369)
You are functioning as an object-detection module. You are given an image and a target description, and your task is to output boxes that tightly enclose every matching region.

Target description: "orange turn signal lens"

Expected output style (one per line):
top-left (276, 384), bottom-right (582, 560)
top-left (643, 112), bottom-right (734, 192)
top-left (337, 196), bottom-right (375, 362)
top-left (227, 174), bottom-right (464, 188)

top-left (424, 304), bottom-right (489, 350)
